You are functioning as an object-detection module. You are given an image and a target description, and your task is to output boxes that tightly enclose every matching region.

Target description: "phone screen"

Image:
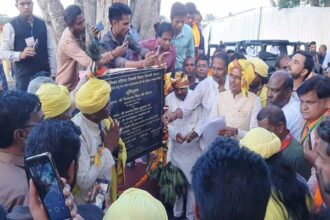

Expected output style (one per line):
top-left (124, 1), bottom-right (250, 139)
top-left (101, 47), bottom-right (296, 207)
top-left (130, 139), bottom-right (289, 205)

top-left (90, 179), bottom-right (110, 209)
top-left (123, 35), bottom-right (130, 46)
top-left (27, 154), bottom-right (71, 220)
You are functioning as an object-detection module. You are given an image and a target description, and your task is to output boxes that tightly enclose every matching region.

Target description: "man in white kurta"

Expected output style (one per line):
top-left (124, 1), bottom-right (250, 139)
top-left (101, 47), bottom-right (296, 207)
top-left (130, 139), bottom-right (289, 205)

top-left (73, 78), bottom-right (121, 204)
top-left (267, 71), bottom-right (305, 140)
top-left (166, 73), bottom-right (202, 220)
top-left (208, 59), bottom-right (262, 140)
top-left (72, 113), bottom-right (115, 203)
top-left (163, 54), bottom-right (230, 126)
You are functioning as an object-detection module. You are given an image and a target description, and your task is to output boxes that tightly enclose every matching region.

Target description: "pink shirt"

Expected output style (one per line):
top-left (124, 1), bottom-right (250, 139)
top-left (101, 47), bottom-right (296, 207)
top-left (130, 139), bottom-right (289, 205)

top-left (139, 38), bottom-right (176, 72)
top-left (56, 28), bottom-right (92, 91)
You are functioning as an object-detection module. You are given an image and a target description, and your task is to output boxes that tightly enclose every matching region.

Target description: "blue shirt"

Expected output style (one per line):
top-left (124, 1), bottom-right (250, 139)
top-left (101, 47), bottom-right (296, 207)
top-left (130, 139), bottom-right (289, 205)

top-left (171, 24), bottom-right (195, 70)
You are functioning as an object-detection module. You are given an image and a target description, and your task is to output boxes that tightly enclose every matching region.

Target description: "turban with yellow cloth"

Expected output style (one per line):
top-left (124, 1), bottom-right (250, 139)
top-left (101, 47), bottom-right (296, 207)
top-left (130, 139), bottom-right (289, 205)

top-left (248, 58), bottom-right (269, 78)
top-left (228, 59), bottom-right (255, 97)
top-left (240, 127), bottom-right (281, 159)
top-left (75, 78), bottom-right (126, 202)
top-left (103, 188), bottom-right (168, 220)
top-left (170, 72), bottom-right (189, 89)
top-left (75, 78), bottom-right (111, 114)
top-left (36, 83), bottom-right (71, 119)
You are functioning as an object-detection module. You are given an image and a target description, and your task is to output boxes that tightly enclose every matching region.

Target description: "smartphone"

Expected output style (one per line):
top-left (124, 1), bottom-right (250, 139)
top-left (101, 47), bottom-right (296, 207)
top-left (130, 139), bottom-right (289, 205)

top-left (156, 45), bottom-right (161, 55)
top-left (308, 131), bottom-right (313, 151)
top-left (95, 22), bottom-right (104, 33)
top-left (90, 179), bottom-right (110, 209)
top-left (123, 34), bottom-right (131, 46)
top-left (25, 152), bottom-right (71, 220)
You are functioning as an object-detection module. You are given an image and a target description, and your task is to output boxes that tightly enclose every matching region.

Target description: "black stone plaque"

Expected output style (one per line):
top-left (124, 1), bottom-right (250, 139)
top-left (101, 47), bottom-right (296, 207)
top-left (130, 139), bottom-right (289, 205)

top-left (100, 68), bottom-right (165, 162)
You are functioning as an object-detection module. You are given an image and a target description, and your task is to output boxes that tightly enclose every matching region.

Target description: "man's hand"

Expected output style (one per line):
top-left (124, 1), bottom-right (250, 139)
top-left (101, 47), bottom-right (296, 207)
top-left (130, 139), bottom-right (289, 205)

top-left (29, 178), bottom-right (83, 220)
top-left (176, 133), bottom-right (186, 143)
top-left (303, 140), bottom-right (317, 167)
top-left (99, 52), bottom-right (114, 65)
top-left (143, 51), bottom-right (159, 67)
top-left (111, 44), bottom-right (128, 58)
top-left (19, 47), bottom-right (36, 60)
top-left (218, 126), bottom-right (238, 137)
top-left (162, 112), bottom-right (178, 125)
top-left (103, 120), bottom-right (122, 153)
top-left (186, 131), bottom-right (198, 143)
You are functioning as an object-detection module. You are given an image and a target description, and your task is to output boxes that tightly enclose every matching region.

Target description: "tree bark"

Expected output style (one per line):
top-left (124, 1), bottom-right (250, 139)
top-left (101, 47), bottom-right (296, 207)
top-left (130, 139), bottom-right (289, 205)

top-left (96, 0), bottom-right (112, 35)
top-left (130, 0), bottom-right (161, 40)
top-left (310, 0), bottom-right (320, 6)
top-left (75, 0), bottom-right (84, 11)
top-left (83, 0), bottom-right (97, 45)
top-left (324, 0), bottom-right (330, 6)
top-left (36, 0), bottom-right (66, 45)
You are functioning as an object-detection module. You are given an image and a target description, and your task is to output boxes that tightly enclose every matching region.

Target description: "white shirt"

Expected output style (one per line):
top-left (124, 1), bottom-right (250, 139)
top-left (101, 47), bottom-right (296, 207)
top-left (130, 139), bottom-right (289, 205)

top-left (0, 21), bottom-right (57, 76)
top-left (181, 76), bottom-right (229, 123)
top-left (166, 91), bottom-right (202, 183)
top-left (322, 53), bottom-right (330, 69)
top-left (72, 113), bottom-right (115, 204)
top-left (282, 97), bottom-right (305, 140)
top-left (209, 91), bottom-right (262, 139)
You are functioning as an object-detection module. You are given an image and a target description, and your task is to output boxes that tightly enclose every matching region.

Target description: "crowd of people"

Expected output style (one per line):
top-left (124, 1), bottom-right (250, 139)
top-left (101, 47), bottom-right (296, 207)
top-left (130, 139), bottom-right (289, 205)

top-left (1, 0), bottom-right (330, 220)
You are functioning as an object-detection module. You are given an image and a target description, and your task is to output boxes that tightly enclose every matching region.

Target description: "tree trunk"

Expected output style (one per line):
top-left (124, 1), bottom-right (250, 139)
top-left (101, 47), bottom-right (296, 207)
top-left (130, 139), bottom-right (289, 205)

top-left (75, 0), bottom-right (84, 11)
top-left (96, 0), bottom-right (112, 35)
top-left (83, 0), bottom-right (97, 45)
top-left (36, 0), bottom-right (66, 45)
top-left (324, 0), bottom-right (330, 6)
top-left (310, 0), bottom-right (320, 6)
top-left (130, 0), bottom-right (161, 40)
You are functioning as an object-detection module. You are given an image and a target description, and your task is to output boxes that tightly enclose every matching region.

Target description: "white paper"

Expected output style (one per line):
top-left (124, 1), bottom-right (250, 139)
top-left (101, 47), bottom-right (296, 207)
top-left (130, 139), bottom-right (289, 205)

top-left (25, 36), bottom-right (35, 47)
top-left (199, 117), bottom-right (226, 150)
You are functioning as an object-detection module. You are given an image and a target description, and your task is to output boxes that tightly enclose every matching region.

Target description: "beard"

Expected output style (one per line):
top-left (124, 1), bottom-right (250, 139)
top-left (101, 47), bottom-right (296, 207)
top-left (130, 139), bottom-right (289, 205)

top-left (289, 71), bottom-right (301, 80)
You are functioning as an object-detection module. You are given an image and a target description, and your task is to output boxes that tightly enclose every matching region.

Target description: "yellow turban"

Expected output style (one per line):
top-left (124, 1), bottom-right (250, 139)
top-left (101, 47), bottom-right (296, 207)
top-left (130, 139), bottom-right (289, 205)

top-left (36, 83), bottom-right (71, 119)
top-left (75, 78), bottom-right (111, 114)
top-left (248, 58), bottom-right (269, 78)
top-left (103, 188), bottom-right (168, 220)
top-left (240, 127), bottom-right (281, 159)
top-left (170, 72), bottom-right (189, 89)
top-left (228, 59), bottom-right (255, 96)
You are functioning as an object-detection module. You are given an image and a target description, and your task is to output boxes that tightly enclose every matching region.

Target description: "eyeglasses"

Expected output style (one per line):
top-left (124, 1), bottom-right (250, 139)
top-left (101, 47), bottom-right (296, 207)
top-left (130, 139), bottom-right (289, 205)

top-left (184, 64), bottom-right (195, 67)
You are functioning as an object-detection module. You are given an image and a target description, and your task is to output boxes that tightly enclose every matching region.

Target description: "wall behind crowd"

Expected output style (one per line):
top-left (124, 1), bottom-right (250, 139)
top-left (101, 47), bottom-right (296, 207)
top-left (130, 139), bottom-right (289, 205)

top-left (203, 6), bottom-right (330, 53)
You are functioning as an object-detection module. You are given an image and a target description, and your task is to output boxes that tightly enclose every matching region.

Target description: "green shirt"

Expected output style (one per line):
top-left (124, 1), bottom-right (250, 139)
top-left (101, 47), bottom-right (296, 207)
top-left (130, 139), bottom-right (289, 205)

top-left (282, 137), bottom-right (312, 180)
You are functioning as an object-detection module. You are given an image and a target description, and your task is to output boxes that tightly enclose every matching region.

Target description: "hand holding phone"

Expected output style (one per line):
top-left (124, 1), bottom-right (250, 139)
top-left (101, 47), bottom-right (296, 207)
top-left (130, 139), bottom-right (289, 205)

top-left (90, 179), bottom-right (110, 209)
top-left (156, 45), bottom-right (161, 55)
top-left (123, 35), bottom-right (131, 46)
top-left (25, 152), bottom-right (72, 220)
top-left (92, 22), bottom-right (104, 39)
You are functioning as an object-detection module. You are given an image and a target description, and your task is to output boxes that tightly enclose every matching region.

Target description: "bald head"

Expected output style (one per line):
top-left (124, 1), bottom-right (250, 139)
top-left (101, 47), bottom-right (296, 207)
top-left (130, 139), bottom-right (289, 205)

top-left (267, 71), bottom-right (293, 108)
top-left (270, 71), bottom-right (293, 90)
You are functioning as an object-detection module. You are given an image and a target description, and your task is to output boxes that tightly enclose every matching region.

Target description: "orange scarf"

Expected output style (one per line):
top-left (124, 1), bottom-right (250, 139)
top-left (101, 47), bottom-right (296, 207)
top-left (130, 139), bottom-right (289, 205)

top-left (281, 132), bottom-right (292, 151)
top-left (314, 186), bottom-right (324, 208)
top-left (301, 109), bottom-right (330, 145)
